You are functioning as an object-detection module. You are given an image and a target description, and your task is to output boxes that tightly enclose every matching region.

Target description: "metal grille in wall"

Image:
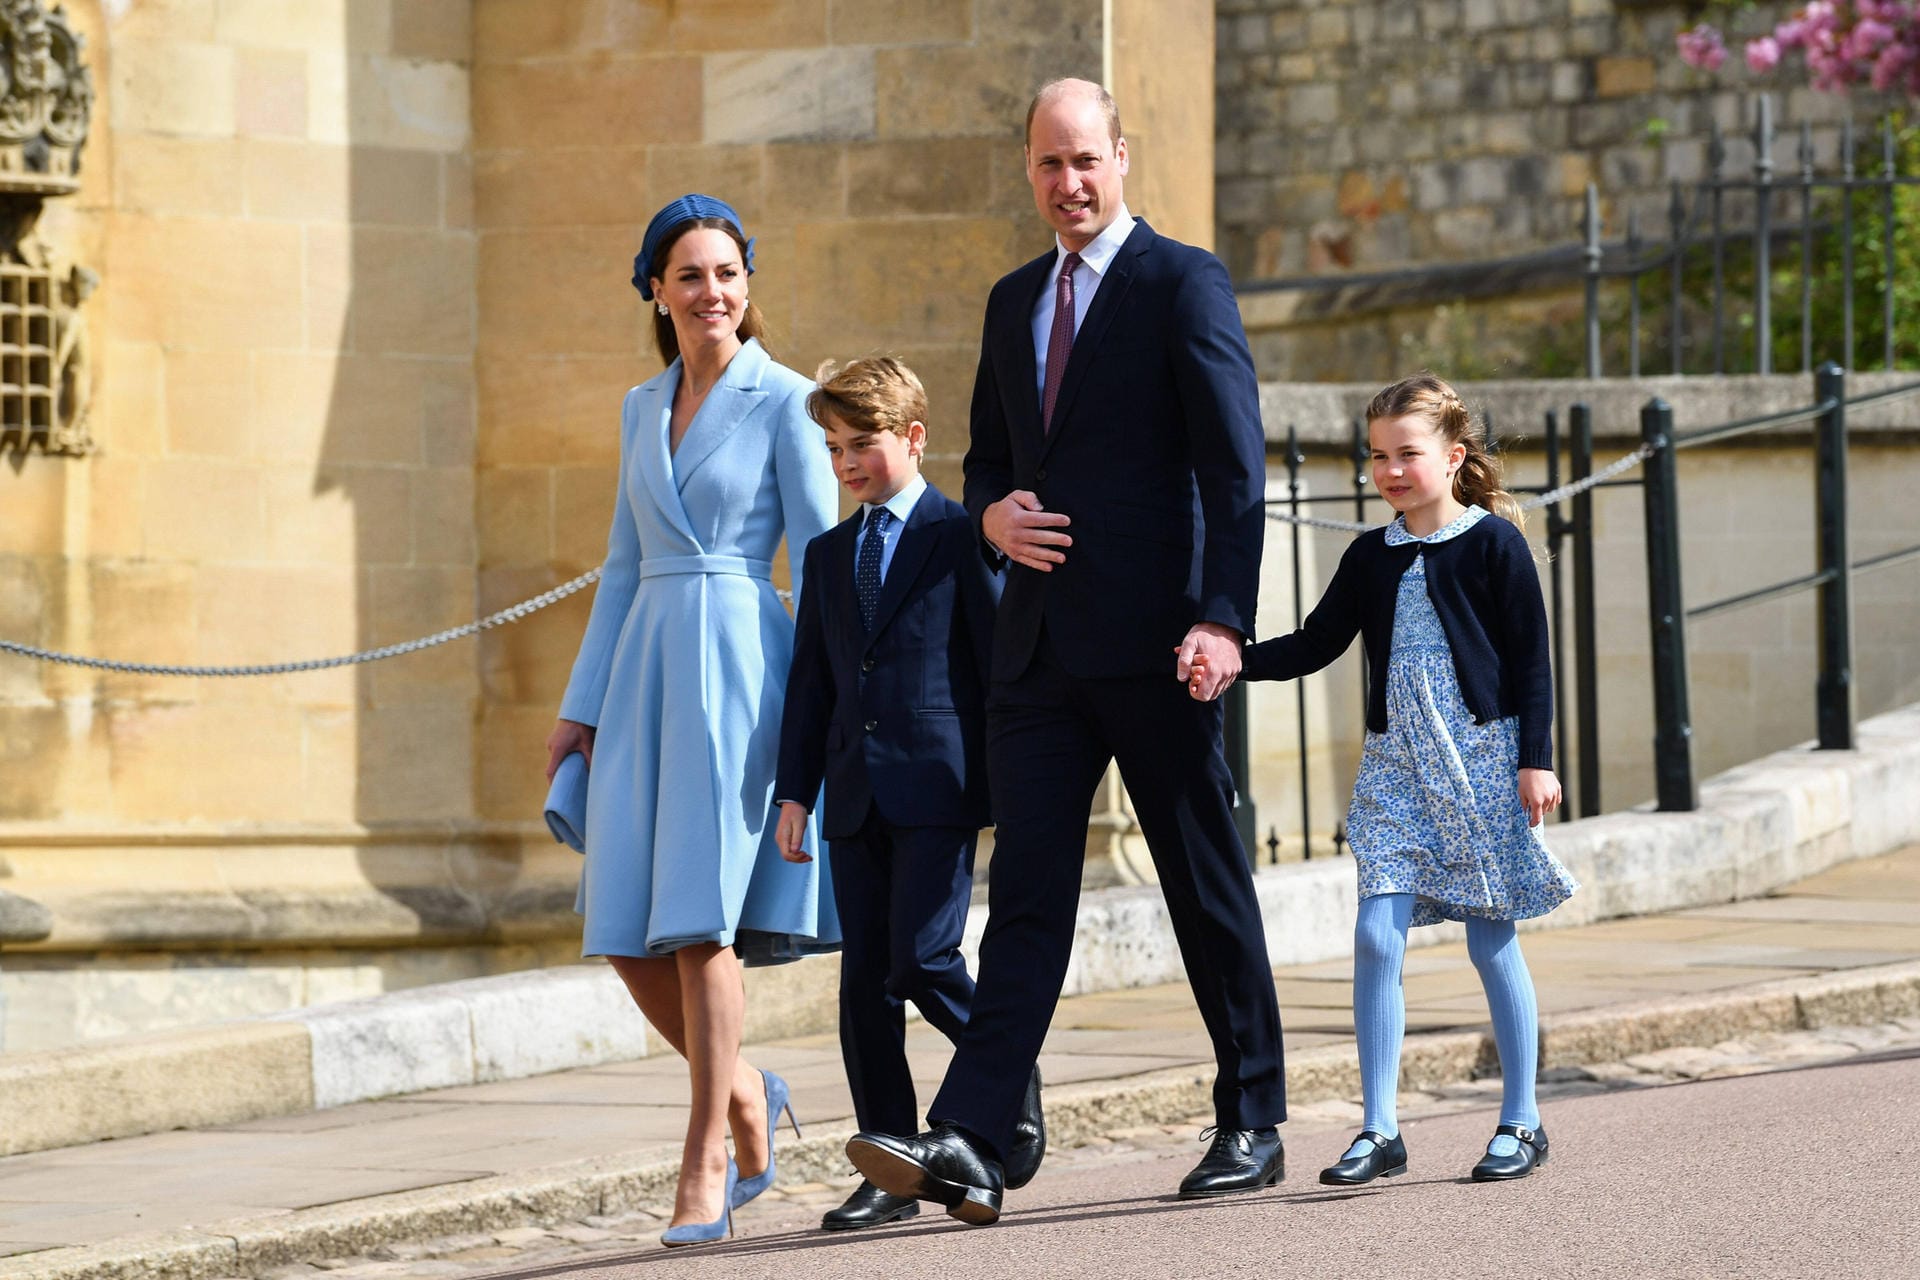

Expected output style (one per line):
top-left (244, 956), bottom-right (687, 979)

top-left (0, 261), bottom-right (55, 439)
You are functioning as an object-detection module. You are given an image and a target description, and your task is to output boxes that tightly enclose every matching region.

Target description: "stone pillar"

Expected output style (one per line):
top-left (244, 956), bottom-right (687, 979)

top-left (1108, 0), bottom-right (1216, 249)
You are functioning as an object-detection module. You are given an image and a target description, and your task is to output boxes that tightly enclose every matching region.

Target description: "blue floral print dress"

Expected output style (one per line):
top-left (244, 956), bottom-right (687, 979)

top-left (1346, 505), bottom-right (1579, 927)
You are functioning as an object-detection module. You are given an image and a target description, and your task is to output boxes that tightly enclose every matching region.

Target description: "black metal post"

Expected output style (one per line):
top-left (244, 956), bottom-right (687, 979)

top-left (1287, 422), bottom-right (1310, 861)
top-left (1544, 409), bottom-right (1571, 820)
top-left (1570, 403), bottom-right (1601, 817)
top-left (1584, 184), bottom-right (1602, 378)
top-left (1754, 95), bottom-right (1774, 375)
top-left (1709, 119), bottom-right (1727, 373)
top-left (1843, 117), bottom-right (1856, 368)
top-left (1627, 209), bottom-right (1642, 379)
top-left (1814, 362), bottom-right (1854, 749)
top-left (1352, 414), bottom-right (1371, 722)
top-left (1799, 120), bottom-right (1814, 372)
top-left (1669, 181), bottom-right (1687, 375)
top-left (1641, 398), bottom-right (1696, 811)
top-left (1884, 118), bottom-right (1898, 371)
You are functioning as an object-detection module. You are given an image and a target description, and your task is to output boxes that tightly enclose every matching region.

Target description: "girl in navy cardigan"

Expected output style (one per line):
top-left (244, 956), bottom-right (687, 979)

top-left (1207, 372), bottom-right (1578, 1185)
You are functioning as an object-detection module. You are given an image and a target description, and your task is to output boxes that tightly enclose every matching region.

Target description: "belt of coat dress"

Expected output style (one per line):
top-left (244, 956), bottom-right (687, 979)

top-left (637, 554), bottom-right (774, 582)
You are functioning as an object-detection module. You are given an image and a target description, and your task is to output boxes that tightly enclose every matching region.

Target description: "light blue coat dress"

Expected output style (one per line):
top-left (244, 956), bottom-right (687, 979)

top-left (559, 338), bottom-right (841, 964)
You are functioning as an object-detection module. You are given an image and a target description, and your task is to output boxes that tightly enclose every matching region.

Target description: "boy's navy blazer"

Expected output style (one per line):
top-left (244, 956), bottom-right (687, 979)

top-left (776, 483), bottom-right (1000, 840)
top-left (963, 218), bottom-right (1266, 681)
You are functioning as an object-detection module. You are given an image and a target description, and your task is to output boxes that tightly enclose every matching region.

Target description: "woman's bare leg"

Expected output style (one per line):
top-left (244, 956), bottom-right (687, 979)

top-left (669, 942), bottom-right (747, 1225)
top-left (605, 954), bottom-right (770, 1180)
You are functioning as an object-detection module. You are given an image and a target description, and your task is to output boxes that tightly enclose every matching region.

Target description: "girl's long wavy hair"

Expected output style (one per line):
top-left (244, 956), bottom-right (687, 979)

top-left (1365, 372), bottom-right (1524, 532)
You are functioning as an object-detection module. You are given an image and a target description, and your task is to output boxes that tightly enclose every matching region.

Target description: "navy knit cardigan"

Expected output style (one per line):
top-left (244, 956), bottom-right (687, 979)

top-left (1242, 513), bottom-right (1554, 770)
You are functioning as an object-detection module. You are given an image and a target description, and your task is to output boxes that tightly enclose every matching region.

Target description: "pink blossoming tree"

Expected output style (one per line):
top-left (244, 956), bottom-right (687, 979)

top-left (1677, 3), bottom-right (1920, 97)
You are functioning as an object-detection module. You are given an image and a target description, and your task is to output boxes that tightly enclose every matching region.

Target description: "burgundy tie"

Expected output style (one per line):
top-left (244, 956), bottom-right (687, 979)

top-left (1041, 251), bottom-right (1081, 432)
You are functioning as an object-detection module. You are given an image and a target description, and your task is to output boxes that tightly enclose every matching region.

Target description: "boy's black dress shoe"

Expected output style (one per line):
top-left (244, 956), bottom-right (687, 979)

top-left (846, 1123), bottom-right (1005, 1225)
top-left (1319, 1130), bottom-right (1408, 1185)
top-left (820, 1180), bottom-right (919, 1231)
top-left (1470, 1124), bottom-right (1548, 1181)
top-left (1176, 1126), bottom-right (1285, 1199)
top-left (1004, 1067), bottom-right (1046, 1190)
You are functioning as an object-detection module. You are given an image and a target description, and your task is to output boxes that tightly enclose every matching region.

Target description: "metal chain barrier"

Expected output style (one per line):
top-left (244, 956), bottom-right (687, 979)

top-left (0, 569), bottom-right (606, 677)
top-left (4, 447), bottom-right (1653, 678)
top-left (1265, 442), bottom-right (1656, 533)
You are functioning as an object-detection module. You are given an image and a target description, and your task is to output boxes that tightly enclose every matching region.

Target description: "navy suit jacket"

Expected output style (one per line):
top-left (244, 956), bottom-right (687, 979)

top-left (962, 219), bottom-right (1266, 681)
top-left (776, 484), bottom-right (1000, 841)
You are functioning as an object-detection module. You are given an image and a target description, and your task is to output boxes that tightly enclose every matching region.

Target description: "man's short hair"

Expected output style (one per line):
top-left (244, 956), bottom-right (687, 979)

top-left (807, 356), bottom-right (929, 438)
top-left (1024, 78), bottom-right (1123, 148)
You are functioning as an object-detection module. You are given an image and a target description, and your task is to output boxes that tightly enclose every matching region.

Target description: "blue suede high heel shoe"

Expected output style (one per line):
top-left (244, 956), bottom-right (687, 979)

top-left (661, 1158), bottom-right (738, 1248)
top-left (731, 1069), bottom-right (801, 1209)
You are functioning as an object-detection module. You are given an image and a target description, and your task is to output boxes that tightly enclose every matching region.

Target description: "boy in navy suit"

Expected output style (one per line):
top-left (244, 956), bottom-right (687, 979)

top-left (775, 357), bottom-right (1038, 1229)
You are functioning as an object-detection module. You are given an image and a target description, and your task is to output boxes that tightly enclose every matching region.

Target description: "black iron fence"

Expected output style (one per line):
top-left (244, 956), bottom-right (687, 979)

top-left (1637, 365), bottom-right (1920, 809)
top-left (1583, 101), bottom-right (1919, 379)
top-left (1234, 101), bottom-right (1913, 384)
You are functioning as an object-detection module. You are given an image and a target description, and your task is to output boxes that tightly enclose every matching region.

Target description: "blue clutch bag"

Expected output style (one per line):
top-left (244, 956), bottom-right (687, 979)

top-left (545, 751), bottom-right (589, 852)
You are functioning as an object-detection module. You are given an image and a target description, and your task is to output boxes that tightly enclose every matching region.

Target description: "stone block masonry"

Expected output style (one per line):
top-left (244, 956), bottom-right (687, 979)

top-left (1213, 0), bottom-right (1886, 309)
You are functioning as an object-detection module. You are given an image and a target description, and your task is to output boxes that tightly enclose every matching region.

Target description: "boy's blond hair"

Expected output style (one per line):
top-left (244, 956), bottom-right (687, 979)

top-left (807, 356), bottom-right (929, 438)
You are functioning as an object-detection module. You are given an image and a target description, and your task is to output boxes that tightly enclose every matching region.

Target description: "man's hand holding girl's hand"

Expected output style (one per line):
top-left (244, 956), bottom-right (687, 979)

top-left (1176, 624), bottom-right (1244, 701)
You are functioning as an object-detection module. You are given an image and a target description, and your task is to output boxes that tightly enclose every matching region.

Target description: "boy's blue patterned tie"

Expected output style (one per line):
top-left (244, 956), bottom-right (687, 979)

top-left (856, 505), bottom-right (891, 631)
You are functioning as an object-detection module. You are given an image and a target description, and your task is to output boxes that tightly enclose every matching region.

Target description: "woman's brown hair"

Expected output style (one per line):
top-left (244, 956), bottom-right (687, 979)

top-left (1365, 371), bottom-right (1525, 532)
top-left (646, 217), bottom-right (770, 366)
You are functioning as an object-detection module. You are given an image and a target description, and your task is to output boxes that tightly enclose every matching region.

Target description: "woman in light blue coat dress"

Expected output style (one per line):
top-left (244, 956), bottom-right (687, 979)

top-left (544, 196), bottom-right (839, 1244)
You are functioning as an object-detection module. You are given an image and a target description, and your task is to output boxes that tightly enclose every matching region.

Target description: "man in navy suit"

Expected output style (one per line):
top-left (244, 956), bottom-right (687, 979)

top-left (774, 357), bottom-right (1039, 1231)
top-left (847, 79), bottom-right (1288, 1223)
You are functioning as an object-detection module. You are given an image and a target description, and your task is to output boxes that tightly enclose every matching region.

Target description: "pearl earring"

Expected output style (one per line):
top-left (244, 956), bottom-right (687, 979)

top-left (656, 302), bottom-right (669, 316)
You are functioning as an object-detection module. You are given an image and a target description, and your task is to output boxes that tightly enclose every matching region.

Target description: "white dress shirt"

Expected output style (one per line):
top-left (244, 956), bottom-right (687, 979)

top-left (1030, 205), bottom-right (1137, 402)
top-left (856, 472), bottom-right (928, 584)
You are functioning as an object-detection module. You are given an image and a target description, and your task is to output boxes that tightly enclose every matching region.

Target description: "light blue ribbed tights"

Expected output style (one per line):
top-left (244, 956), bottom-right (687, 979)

top-left (1353, 894), bottom-right (1540, 1157)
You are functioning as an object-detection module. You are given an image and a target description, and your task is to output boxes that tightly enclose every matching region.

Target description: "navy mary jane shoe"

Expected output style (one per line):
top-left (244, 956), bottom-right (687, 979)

top-left (1470, 1123), bottom-right (1548, 1181)
top-left (1319, 1130), bottom-right (1408, 1186)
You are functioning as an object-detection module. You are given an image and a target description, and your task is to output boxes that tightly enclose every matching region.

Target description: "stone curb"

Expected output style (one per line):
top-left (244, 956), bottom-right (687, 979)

top-left (0, 1022), bottom-right (312, 1158)
top-left (7, 958), bottom-right (1918, 1280)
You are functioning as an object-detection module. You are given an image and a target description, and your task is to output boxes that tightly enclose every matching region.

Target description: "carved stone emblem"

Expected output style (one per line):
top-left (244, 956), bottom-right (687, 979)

top-left (0, 1), bottom-right (92, 456)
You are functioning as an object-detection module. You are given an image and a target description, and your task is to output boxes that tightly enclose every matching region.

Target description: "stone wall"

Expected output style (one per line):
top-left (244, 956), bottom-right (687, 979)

top-left (1, 3), bottom-right (477, 827)
top-left (0, 0), bottom-right (1223, 1052)
top-left (1213, 0), bottom-right (1897, 381)
top-left (467, 0), bottom-right (1219, 826)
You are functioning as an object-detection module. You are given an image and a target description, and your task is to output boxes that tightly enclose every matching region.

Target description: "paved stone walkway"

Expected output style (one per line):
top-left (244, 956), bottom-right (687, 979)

top-left (0, 845), bottom-right (1916, 1275)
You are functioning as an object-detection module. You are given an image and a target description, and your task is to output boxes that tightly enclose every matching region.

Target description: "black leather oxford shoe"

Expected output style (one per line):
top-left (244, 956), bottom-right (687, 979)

top-left (1004, 1067), bottom-right (1046, 1190)
top-left (1176, 1125), bottom-right (1285, 1199)
top-left (1470, 1124), bottom-right (1549, 1181)
top-left (846, 1123), bottom-right (1005, 1225)
top-left (1319, 1130), bottom-right (1408, 1186)
top-left (820, 1179), bottom-right (920, 1231)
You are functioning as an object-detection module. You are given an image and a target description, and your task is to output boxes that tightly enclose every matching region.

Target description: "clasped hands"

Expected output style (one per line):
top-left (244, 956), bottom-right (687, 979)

top-left (983, 492), bottom-right (1241, 703)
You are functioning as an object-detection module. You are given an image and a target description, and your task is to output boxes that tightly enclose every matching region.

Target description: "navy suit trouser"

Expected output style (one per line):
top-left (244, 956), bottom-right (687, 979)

top-left (927, 632), bottom-right (1288, 1159)
top-left (829, 813), bottom-right (978, 1136)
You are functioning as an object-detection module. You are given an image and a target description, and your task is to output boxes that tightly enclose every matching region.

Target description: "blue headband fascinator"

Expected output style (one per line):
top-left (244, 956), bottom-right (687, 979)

top-left (632, 194), bottom-right (756, 299)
